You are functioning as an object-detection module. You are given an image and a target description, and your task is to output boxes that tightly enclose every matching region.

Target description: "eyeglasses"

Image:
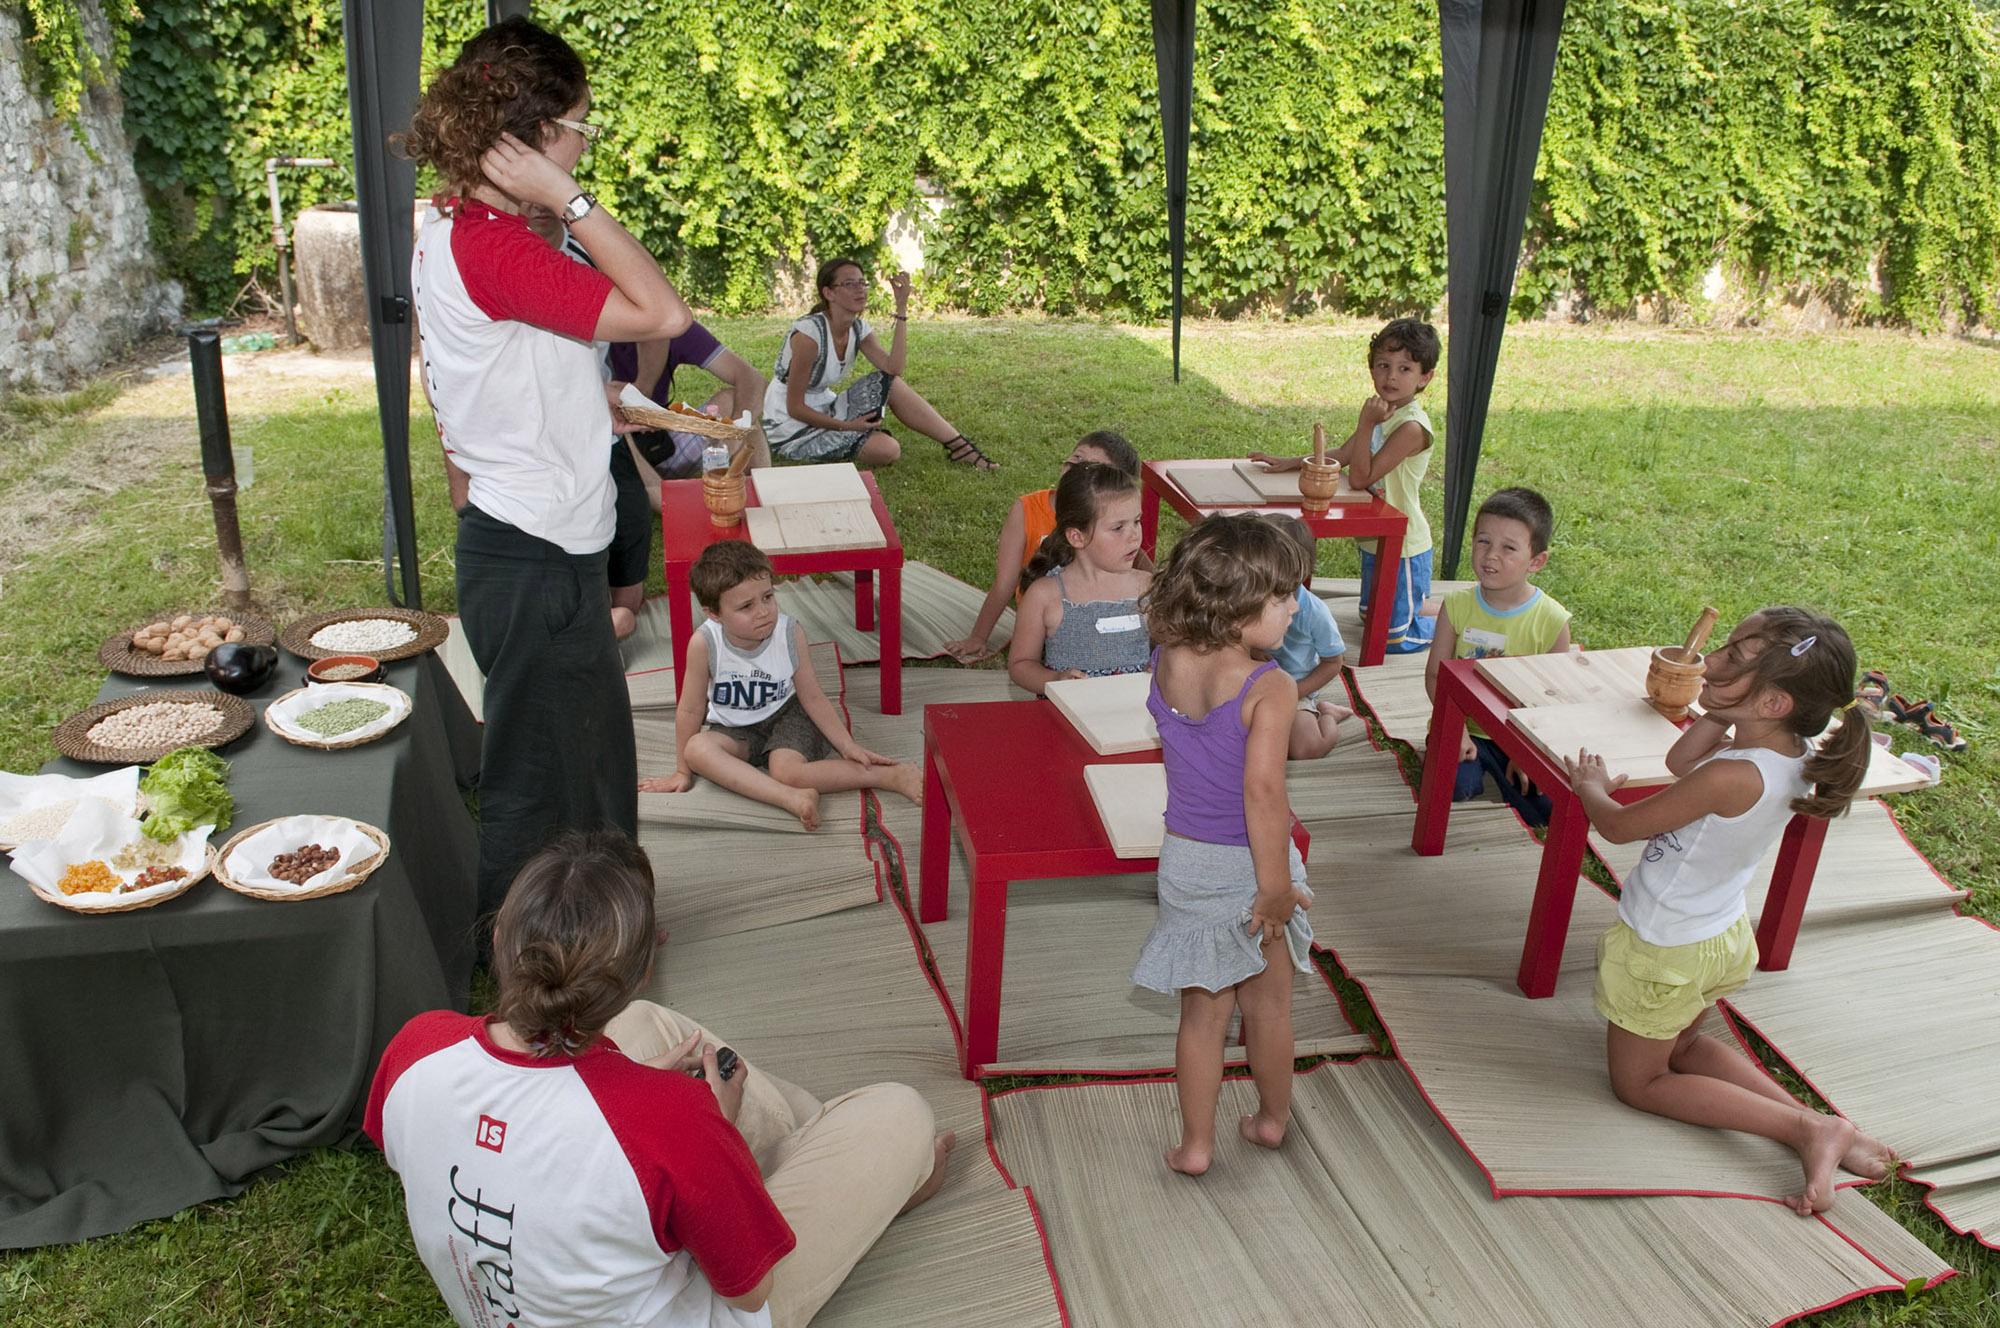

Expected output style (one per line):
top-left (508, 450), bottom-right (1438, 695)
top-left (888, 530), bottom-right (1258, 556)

top-left (552, 116), bottom-right (603, 143)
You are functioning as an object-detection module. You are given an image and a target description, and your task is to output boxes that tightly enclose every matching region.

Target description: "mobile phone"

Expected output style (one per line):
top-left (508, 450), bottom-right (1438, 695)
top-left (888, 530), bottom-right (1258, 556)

top-left (693, 1046), bottom-right (740, 1083)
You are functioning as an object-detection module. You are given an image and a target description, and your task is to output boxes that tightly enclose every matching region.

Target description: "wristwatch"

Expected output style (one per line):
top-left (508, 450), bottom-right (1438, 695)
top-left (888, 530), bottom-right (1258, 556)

top-left (561, 191), bottom-right (597, 224)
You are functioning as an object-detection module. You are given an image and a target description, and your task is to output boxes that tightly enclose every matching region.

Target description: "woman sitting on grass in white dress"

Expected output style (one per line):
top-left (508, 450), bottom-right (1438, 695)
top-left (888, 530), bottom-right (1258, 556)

top-left (762, 257), bottom-right (997, 471)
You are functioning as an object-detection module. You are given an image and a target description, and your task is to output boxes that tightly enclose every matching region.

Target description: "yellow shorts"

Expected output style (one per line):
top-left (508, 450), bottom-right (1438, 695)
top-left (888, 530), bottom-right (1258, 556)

top-left (1593, 915), bottom-right (1757, 1042)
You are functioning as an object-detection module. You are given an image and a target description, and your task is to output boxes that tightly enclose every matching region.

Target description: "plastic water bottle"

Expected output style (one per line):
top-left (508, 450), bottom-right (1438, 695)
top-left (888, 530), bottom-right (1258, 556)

top-left (702, 441), bottom-right (729, 474)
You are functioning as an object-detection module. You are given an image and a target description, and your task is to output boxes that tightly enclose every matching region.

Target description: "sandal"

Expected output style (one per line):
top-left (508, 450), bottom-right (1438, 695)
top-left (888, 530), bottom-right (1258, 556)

top-left (939, 434), bottom-right (999, 472)
top-left (1917, 710), bottom-right (1969, 753)
top-left (1857, 669), bottom-right (1890, 707)
top-left (1885, 694), bottom-right (1933, 727)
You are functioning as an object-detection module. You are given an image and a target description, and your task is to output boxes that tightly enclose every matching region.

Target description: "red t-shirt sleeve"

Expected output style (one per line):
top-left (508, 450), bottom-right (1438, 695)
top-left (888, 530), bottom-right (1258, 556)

top-left (580, 1055), bottom-right (796, 1298)
top-left (451, 211), bottom-right (613, 342)
top-left (364, 1010), bottom-right (479, 1149)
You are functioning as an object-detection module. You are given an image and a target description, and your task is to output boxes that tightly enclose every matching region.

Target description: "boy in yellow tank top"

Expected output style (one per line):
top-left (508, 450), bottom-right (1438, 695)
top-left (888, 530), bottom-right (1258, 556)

top-left (1249, 319), bottom-right (1440, 652)
top-left (1423, 488), bottom-right (1572, 826)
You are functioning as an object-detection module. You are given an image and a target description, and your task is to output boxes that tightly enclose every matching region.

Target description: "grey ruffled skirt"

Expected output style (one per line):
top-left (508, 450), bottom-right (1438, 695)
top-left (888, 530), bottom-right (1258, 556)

top-left (1132, 835), bottom-right (1314, 994)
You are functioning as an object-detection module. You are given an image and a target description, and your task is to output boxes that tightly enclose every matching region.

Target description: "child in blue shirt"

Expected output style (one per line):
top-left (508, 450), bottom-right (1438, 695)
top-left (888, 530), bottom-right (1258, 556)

top-left (1268, 516), bottom-right (1353, 759)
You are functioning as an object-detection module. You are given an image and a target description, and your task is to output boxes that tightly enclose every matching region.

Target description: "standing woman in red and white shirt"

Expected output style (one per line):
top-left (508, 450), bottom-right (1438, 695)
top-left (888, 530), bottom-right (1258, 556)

top-left (400, 17), bottom-right (690, 917)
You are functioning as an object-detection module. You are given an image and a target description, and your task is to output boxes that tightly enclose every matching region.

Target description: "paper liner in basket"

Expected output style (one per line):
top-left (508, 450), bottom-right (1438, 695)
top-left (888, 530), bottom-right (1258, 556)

top-left (0, 766), bottom-right (141, 844)
top-left (265, 683), bottom-right (412, 746)
top-left (10, 799), bottom-right (213, 910)
top-left (223, 814), bottom-right (380, 893)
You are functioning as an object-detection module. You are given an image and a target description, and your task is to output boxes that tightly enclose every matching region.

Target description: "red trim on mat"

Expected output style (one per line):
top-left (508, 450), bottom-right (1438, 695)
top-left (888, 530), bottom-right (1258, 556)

top-left (1339, 669), bottom-right (1392, 754)
top-left (1020, 1186), bottom-right (1075, 1328)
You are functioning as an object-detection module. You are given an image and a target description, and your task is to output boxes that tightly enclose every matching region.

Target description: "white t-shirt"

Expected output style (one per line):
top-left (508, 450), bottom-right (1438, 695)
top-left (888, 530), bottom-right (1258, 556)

top-left (1618, 747), bottom-right (1810, 946)
top-left (413, 199), bottom-right (618, 554)
top-left (366, 1012), bottom-right (794, 1328)
top-left (703, 614), bottom-right (799, 727)
top-left (762, 313), bottom-right (872, 433)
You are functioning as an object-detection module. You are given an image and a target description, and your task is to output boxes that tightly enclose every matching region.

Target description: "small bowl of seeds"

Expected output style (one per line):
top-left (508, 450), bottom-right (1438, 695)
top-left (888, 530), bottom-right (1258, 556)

top-left (306, 655), bottom-right (384, 686)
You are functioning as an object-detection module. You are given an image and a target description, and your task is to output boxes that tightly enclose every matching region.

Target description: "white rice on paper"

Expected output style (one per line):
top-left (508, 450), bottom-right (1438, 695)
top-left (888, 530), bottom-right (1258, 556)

top-left (310, 618), bottom-right (418, 653)
top-left (9, 798), bottom-right (212, 910)
top-left (223, 814), bottom-right (381, 892)
top-left (0, 766), bottom-right (141, 839)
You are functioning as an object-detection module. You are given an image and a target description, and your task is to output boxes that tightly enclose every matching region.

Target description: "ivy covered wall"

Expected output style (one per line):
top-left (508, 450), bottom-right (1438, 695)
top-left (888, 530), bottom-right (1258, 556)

top-left (114, 0), bottom-right (2000, 327)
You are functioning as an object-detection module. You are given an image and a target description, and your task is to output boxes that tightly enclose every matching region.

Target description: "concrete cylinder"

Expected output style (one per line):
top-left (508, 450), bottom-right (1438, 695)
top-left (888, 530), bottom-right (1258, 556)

top-left (293, 203), bottom-right (368, 350)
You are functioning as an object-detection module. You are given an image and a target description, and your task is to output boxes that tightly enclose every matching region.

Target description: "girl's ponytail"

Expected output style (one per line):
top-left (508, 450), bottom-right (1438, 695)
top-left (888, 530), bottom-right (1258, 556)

top-left (1735, 606), bottom-right (1868, 819)
top-left (1017, 461), bottom-right (1138, 595)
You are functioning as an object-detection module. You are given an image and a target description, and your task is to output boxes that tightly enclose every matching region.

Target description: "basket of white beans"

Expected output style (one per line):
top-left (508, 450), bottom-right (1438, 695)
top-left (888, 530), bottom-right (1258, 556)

top-left (52, 691), bottom-right (255, 764)
top-left (280, 608), bottom-right (449, 663)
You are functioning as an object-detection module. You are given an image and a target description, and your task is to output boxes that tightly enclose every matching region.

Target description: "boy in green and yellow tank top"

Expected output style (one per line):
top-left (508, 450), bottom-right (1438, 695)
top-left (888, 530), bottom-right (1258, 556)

top-left (1423, 488), bottom-right (1572, 826)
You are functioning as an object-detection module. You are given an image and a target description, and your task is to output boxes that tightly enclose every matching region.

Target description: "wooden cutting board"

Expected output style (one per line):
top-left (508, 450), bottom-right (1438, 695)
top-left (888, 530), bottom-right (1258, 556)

top-left (1047, 672), bottom-right (1159, 754)
top-left (1230, 460), bottom-right (1371, 504)
top-left (1507, 698), bottom-right (1684, 788)
top-left (1084, 763), bottom-right (1167, 858)
top-left (1165, 464), bottom-right (1265, 507)
top-left (749, 462), bottom-right (869, 507)
top-left (1477, 647), bottom-right (1654, 709)
top-left (773, 498), bottom-right (886, 552)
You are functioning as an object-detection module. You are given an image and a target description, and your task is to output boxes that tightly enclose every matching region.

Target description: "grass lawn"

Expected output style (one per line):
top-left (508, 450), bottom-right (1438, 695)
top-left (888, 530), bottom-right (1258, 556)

top-left (0, 319), bottom-right (1995, 1325)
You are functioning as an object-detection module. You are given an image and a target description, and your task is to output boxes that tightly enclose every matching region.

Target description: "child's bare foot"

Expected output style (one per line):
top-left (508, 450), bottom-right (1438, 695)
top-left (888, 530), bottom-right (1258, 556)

top-left (1790, 1112), bottom-right (1856, 1215)
top-left (884, 761), bottom-right (924, 804)
top-left (1164, 1142), bottom-right (1212, 1176)
top-left (1841, 1127), bottom-right (1894, 1181)
top-left (1314, 701), bottom-right (1352, 746)
top-left (899, 1131), bottom-right (956, 1214)
top-left (1239, 1111), bottom-right (1289, 1150)
top-left (787, 787), bottom-right (822, 831)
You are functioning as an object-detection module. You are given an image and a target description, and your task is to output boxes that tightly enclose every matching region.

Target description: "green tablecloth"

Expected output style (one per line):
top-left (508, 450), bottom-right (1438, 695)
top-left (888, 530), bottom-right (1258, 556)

top-left (0, 654), bottom-right (480, 1247)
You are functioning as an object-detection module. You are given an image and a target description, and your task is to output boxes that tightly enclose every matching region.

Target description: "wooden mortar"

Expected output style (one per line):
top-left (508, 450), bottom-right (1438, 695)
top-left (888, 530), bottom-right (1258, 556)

top-left (703, 472), bottom-right (746, 527)
top-left (1299, 460), bottom-right (1340, 514)
top-left (1645, 645), bottom-right (1705, 720)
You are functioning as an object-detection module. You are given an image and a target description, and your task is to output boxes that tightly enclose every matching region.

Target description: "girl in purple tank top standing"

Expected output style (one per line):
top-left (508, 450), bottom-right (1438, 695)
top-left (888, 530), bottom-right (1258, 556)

top-left (1132, 515), bottom-right (1315, 1177)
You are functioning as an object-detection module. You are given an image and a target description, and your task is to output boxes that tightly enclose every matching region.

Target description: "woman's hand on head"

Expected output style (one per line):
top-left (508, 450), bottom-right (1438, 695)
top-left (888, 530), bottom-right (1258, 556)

top-left (889, 271), bottom-right (912, 311)
top-left (479, 132), bottom-right (579, 211)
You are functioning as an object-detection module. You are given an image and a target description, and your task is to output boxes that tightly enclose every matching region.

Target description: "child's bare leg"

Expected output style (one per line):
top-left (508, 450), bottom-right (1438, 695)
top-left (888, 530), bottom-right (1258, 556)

top-left (683, 732), bottom-right (821, 829)
top-left (1287, 701), bottom-right (1352, 761)
top-left (1168, 986), bottom-right (1235, 1176)
top-left (1235, 937), bottom-right (1296, 1148)
top-left (766, 750), bottom-right (923, 804)
top-left (1668, 1024), bottom-right (1892, 1179)
top-left (1608, 1019), bottom-right (1855, 1215)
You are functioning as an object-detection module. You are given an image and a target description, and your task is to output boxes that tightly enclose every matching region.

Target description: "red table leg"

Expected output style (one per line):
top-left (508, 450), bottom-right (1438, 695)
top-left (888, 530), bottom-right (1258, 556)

top-left (666, 564), bottom-right (696, 703)
top-left (855, 569), bottom-right (875, 633)
top-left (1412, 673), bottom-right (1464, 856)
top-left (1756, 814), bottom-right (1828, 971)
top-left (1359, 529), bottom-right (1402, 667)
top-left (1516, 789), bottom-right (1591, 998)
top-left (919, 741), bottom-right (950, 924)
top-left (879, 565), bottom-right (902, 715)
top-left (963, 869), bottom-right (1008, 1077)
top-left (1141, 484), bottom-right (1162, 558)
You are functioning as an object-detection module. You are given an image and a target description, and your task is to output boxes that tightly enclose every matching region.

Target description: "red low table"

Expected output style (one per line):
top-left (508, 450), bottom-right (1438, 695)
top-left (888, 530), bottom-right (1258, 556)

top-left (659, 470), bottom-right (903, 714)
top-left (1412, 656), bottom-right (1831, 999)
top-left (1138, 459), bottom-right (1409, 666)
top-left (921, 699), bottom-right (1308, 1078)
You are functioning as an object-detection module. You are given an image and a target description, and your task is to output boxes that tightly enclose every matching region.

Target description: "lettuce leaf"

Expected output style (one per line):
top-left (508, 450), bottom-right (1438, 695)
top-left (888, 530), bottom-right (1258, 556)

top-left (138, 747), bottom-right (234, 843)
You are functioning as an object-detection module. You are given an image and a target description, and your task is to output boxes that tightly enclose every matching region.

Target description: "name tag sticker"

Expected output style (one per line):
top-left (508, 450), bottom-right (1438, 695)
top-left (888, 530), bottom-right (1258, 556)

top-left (1095, 614), bottom-right (1143, 635)
top-left (1461, 628), bottom-right (1508, 658)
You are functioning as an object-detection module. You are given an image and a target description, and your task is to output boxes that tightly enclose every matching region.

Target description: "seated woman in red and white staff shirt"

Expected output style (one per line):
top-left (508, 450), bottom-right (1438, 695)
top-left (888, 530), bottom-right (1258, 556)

top-left (367, 831), bottom-right (953, 1328)
top-left (401, 16), bottom-right (690, 920)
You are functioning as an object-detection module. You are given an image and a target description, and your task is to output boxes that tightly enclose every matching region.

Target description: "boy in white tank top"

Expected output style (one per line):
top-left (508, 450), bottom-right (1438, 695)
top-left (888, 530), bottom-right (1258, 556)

top-left (639, 542), bottom-right (923, 829)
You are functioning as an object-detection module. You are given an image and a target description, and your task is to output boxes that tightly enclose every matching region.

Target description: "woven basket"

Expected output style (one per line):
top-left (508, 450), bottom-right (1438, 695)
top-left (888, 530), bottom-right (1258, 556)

top-left (214, 818), bottom-right (391, 902)
top-left (99, 610), bottom-right (277, 678)
top-left (280, 607), bottom-right (449, 663)
top-left (261, 684), bottom-right (412, 750)
top-left (618, 401), bottom-right (753, 443)
top-left (23, 845), bottom-right (215, 914)
top-left (52, 691), bottom-right (255, 764)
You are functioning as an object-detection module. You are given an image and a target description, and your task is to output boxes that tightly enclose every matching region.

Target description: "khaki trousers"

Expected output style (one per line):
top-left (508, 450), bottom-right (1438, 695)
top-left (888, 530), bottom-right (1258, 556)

top-left (604, 1001), bottom-right (938, 1328)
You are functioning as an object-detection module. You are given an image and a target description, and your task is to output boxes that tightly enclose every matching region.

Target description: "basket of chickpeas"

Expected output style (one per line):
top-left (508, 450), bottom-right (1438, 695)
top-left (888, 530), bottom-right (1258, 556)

top-left (100, 610), bottom-right (276, 677)
top-left (52, 690), bottom-right (256, 764)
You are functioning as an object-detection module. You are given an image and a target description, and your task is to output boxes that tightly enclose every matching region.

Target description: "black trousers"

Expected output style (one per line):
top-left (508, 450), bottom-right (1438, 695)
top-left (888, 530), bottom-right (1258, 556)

top-left (456, 505), bottom-right (638, 920)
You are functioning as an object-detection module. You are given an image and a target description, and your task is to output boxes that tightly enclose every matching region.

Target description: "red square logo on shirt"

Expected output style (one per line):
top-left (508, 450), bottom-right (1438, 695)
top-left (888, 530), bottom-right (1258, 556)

top-left (475, 1115), bottom-right (507, 1153)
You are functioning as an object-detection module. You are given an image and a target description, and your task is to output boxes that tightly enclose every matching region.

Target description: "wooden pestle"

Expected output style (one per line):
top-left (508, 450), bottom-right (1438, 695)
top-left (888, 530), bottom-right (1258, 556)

top-left (1679, 606), bottom-right (1720, 662)
top-left (724, 435), bottom-right (755, 478)
top-left (1312, 422), bottom-right (1327, 467)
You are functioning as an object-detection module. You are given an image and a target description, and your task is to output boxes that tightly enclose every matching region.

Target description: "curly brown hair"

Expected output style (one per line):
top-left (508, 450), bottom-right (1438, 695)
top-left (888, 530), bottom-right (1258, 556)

top-left (491, 830), bottom-right (656, 1058)
top-left (1144, 513), bottom-right (1302, 650)
top-left (1722, 606), bottom-right (1868, 818)
top-left (396, 17), bottom-right (588, 202)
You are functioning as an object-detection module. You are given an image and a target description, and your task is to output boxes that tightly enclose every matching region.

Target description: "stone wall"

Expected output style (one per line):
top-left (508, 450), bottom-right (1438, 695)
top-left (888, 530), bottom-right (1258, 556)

top-left (0, 2), bottom-right (176, 392)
